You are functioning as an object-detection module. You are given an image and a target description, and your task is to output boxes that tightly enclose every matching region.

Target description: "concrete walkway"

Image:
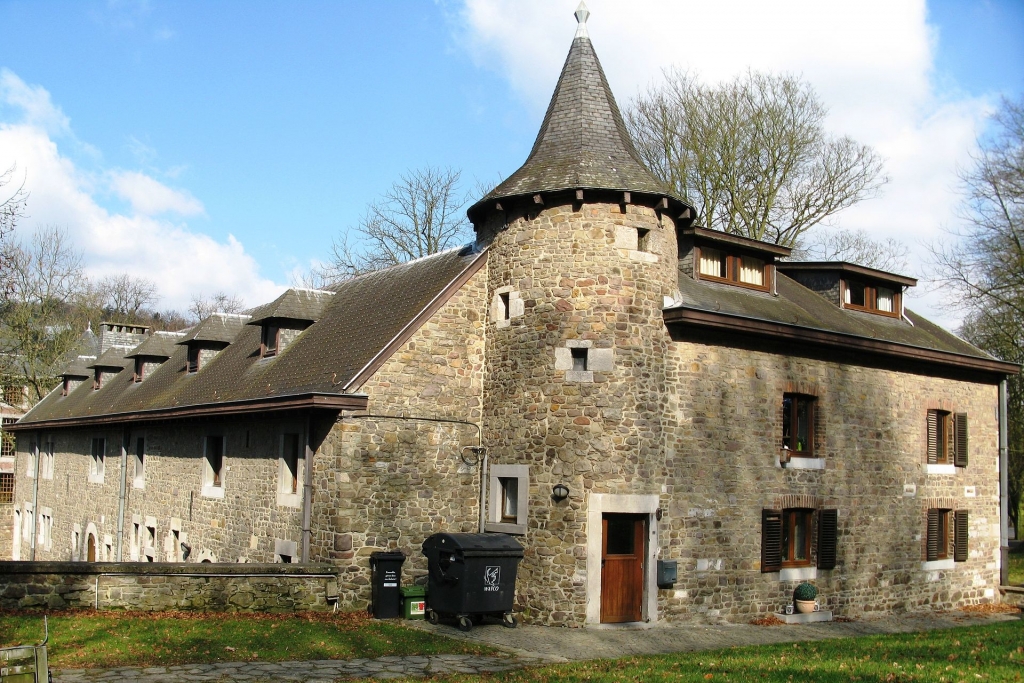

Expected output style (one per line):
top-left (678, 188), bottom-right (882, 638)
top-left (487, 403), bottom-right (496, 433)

top-left (52, 610), bottom-right (1021, 682)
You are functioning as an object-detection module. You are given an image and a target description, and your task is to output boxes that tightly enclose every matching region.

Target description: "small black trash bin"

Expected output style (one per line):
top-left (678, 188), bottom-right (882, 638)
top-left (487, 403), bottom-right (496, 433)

top-left (422, 532), bottom-right (523, 631)
top-left (369, 550), bottom-right (406, 619)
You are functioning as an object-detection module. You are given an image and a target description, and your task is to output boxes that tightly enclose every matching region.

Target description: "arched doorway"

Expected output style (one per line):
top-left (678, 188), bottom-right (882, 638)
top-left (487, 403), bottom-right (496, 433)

top-left (86, 533), bottom-right (97, 562)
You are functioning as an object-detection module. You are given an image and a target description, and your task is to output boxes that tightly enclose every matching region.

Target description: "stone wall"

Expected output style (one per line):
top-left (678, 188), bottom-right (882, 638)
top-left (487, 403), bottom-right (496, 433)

top-left (308, 263), bottom-right (488, 609)
top-left (658, 341), bottom-right (1001, 622)
top-left (477, 199), bottom-right (681, 625)
top-left (0, 562), bottom-right (338, 612)
top-left (9, 413), bottom-right (315, 566)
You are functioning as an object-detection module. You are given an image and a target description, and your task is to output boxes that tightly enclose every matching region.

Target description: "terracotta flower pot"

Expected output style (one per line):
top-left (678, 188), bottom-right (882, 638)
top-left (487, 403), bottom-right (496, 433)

top-left (795, 599), bottom-right (816, 614)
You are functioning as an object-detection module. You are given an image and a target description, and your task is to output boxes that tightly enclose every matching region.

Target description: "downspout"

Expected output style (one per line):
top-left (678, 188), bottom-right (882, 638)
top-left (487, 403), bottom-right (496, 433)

top-left (999, 379), bottom-right (1009, 586)
top-left (29, 431), bottom-right (40, 560)
top-left (479, 448), bottom-right (489, 533)
top-left (116, 427), bottom-right (129, 562)
top-left (301, 414), bottom-right (314, 563)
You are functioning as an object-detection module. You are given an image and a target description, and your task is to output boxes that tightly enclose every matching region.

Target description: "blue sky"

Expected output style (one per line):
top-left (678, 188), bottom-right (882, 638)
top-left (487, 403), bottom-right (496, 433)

top-left (0, 0), bottom-right (1022, 325)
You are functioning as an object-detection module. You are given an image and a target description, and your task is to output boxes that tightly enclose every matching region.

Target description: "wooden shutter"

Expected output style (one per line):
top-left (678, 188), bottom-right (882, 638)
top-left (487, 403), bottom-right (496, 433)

top-left (954, 510), bottom-right (969, 562)
top-left (816, 509), bottom-right (838, 570)
top-left (953, 413), bottom-right (969, 468)
top-left (926, 509), bottom-right (940, 561)
top-left (926, 411), bottom-right (938, 464)
top-left (761, 509), bottom-right (782, 572)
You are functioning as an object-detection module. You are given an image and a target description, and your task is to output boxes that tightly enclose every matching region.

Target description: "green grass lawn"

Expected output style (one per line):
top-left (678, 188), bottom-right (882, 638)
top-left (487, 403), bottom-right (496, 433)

top-left (419, 619), bottom-right (1024, 683)
top-left (1010, 547), bottom-right (1024, 586)
top-left (0, 610), bottom-right (493, 670)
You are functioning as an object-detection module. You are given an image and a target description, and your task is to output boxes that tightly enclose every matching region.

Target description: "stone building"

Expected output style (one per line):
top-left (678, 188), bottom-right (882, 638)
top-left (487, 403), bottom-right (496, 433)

top-left (5, 7), bottom-right (1018, 624)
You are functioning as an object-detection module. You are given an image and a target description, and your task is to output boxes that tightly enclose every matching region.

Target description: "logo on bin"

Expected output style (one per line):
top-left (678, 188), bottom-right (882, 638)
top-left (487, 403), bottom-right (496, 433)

top-left (483, 566), bottom-right (500, 592)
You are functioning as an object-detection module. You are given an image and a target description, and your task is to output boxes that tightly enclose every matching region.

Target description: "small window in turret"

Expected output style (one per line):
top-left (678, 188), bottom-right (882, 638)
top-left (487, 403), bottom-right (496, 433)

top-left (571, 347), bottom-right (588, 371)
top-left (637, 228), bottom-right (651, 252)
top-left (499, 293), bottom-right (511, 320)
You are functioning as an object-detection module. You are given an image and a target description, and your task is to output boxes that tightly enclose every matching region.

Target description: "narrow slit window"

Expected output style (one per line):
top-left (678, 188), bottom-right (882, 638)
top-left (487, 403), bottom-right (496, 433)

top-left (636, 228), bottom-right (651, 252)
top-left (262, 325), bottom-right (280, 357)
top-left (499, 292), bottom-right (511, 320)
top-left (499, 477), bottom-right (519, 523)
top-left (570, 347), bottom-right (588, 372)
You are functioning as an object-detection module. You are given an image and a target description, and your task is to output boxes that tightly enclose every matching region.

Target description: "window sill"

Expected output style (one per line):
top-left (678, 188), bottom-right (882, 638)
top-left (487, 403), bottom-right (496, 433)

top-left (920, 558), bottom-right (954, 571)
top-left (133, 479), bottom-right (145, 490)
top-left (925, 464), bottom-right (956, 475)
top-left (779, 566), bottom-right (817, 581)
top-left (276, 491), bottom-right (302, 509)
top-left (780, 457), bottom-right (825, 470)
top-left (485, 521), bottom-right (527, 536)
top-left (625, 249), bottom-right (658, 263)
top-left (201, 485), bottom-right (225, 499)
top-left (565, 370), bottom-right (593, 383)
top-left (87, 474), bottom-right (104, 485)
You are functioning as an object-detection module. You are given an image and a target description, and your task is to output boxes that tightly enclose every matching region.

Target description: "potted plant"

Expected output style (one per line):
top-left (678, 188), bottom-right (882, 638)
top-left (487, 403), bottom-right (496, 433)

top-left (794, 582), bottom-right (817, 614)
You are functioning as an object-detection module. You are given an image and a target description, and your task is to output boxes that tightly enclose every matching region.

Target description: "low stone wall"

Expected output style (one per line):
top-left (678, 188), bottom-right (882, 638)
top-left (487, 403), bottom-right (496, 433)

top-left (0, 562), bottom-right (340, 612)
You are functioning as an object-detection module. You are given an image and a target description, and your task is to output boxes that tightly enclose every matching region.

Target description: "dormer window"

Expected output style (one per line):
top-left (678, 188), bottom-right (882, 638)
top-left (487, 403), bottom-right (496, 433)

top-left (94, 372), bottom-right (103, 390)
top-left (697, 246), bottom-right (769, 291)
top-left (134, 359), bottom-right (144, 383)
top-left (187, 346), bottom-right (201, 374)
top-left (262, 325), bottom-right (280, 358)
top-left (842, 279), bottom-right (900, 317)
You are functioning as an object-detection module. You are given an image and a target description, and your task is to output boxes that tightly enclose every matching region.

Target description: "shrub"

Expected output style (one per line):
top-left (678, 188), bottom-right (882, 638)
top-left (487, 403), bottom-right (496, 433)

top-left (794, 582), bottom-right (817, 601)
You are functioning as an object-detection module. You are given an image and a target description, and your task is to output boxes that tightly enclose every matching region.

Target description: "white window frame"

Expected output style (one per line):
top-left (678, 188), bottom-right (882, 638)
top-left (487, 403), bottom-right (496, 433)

top-left (39, 508), bottom-right (52, 552)
top-left (12, 508), bottom-right (21, 561)
top-left (71, 523), bottom-right (81, 562)
top-left (554, 340), bottom-right (613, 383)
top-left (130, 515), bottom-right (141, 561)
top-left (143, 515), bottom-right (157, 561)
top-left (201, 435), bottom-right (226, 498)
top-left (89, 437), bottom-right (105, 484)
top-left (276, 431), bottom-right (304, 508)
top-left (491, 286), bottom-right (525, 328)
top-left (274, 538), bottom-right (297, 563)
top-left (485, 464), bottom-right (529, 535)
top-left (25, 442), bottom-right (35, 478)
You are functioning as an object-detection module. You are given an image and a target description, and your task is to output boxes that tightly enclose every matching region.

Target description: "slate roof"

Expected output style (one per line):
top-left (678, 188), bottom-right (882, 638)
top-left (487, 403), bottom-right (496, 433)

top-left (248, 289), bottom-right (335, 326)
top-left (14, 246), bottom-right (484, 428)
top-left (177, 313), bottom-right (251, 346)
top-left (87, 347), bottom-right (135, 371)
top-left (59, 356), bottom-right (96, 379)
top-left (671, 268), bottom-right (999, 363)
top-left (469, 21), bottom-right (677, 216)
top-left (124, 331), bottom-right (186, 360)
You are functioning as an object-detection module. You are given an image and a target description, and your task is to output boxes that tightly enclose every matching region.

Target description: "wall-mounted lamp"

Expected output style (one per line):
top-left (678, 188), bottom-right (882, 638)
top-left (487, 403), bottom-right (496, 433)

top-left (552, 483), bottom-right (570, 502)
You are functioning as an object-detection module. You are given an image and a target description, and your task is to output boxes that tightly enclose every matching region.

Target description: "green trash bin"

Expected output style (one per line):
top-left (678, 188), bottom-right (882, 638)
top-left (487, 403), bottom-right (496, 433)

top-left (401, 585), bottom-right (427, 620)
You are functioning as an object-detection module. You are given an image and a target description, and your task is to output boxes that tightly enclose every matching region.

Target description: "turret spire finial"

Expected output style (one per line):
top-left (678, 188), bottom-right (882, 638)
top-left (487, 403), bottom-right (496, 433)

top-left (574, 2), bottom-right (590, 39)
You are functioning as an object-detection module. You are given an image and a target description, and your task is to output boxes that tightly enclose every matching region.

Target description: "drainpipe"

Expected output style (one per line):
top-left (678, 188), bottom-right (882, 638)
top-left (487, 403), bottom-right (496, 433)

top-left (29, 431), bottom-right (41, 560)
top-left (300, 414), bottom-right (314, 563)
top-left (479, 449), bottom-right (489, 533)
top-left (116, 427), bottom-right (130, 562)
top-left (999, 379), bottom-right (1009, 586)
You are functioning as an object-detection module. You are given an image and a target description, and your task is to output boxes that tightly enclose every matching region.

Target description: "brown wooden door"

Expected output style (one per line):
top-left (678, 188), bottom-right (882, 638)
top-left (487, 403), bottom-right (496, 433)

top-left (600, 514), bottom-right (645, 623)
top-left (87, 534), bottom-right (97, 562)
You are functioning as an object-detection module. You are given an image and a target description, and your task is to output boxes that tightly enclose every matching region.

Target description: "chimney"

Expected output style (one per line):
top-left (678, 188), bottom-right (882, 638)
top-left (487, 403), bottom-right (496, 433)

top-left (99, 322), bottom-right (150, 353)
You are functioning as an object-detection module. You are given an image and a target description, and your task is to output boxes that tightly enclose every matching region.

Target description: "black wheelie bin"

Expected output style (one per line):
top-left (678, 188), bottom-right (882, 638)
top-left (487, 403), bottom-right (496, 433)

top-left (421, 533), bottom-right (524, 631)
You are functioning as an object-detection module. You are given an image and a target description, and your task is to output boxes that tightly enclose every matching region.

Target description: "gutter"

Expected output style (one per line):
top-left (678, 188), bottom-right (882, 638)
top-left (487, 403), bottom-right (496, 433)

top-left (8, 391), bottom-right (368, 432)
top-left (663, 306), bottom-right (1020, 378)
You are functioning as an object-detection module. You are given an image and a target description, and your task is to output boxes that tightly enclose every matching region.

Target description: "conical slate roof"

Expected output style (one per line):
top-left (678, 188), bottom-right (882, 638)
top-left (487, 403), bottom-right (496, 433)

top-left (470, 4), bottom-right (676, 217)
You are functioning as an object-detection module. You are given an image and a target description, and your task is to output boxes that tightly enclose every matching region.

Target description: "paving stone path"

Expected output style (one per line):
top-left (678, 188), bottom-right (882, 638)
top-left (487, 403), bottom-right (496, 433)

top-left (53, 653), bottom-right (546, 683)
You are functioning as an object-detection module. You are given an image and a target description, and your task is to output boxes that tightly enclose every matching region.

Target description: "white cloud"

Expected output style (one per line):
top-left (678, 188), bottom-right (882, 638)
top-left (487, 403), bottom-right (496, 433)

top-left (109, 170), bottom-right (205, 217)
top-left (456, 0), bottom-right (993, 329)
top-left (0, 71), bottom-right (284, 314)
top-left (0, 68), bottom-right (71, 137)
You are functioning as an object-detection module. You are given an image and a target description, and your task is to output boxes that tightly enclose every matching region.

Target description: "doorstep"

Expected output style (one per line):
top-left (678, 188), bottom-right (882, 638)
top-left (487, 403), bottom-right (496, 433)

top-left (778, 610), bottom-right (833, 624)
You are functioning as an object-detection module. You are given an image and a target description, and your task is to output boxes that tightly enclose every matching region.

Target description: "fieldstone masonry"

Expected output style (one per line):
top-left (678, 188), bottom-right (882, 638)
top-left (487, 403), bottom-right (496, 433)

top-left (0, 562), bottom-right (338, 612)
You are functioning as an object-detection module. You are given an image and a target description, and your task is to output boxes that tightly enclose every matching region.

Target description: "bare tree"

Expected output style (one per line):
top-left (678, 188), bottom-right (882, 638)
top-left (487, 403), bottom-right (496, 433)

top-left (312, 166), bottom-right (471, 284)
top-left (189, 291), bottom-right (246, 323)
top-left (0, 226), bottom-right (91, 401)
top-left (626, 70), bottom-right (887, 247)
top-left (794, 228), bottom-right (910, 273)
top-left (99, 273), bottom-right (159, 321)
top-left (931, 96), bottom-right (1024, 538)
top-left (0, 163), bottom-right (28, 238)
